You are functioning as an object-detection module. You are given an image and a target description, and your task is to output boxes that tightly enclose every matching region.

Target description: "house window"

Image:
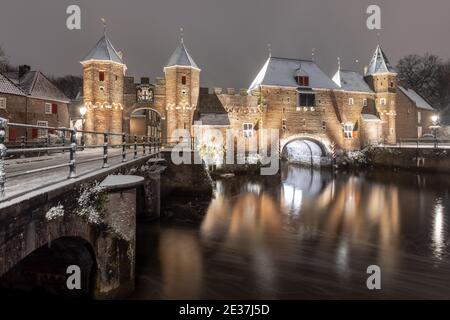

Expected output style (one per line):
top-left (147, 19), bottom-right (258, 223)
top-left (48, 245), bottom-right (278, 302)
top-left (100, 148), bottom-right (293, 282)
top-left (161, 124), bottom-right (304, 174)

top-left (37, 120), bottom-right (48, 137)
top-left (243, 123), bottom-right (253, 138)
top-left (298, 93), bottom-right (316, 107)
top-left (363, 98), bottom-right (368, 107)
top-left (322, 121), bottom-right (326, 130)
top-left (45, 103), bottom-right (52, 114)
top-left (344, 123), bottom-right (354, 139)
top-left (296, 76), bottom-right (309, 87)
top-left (348, 98), bottom-right (354, 105)
top-left (282, 119), bottom-right (288, 130)
top-left (181, 76), bottom-right (187, 85)
top-left (380, 98), bottom-right (386, 106)
top-left (417, 111), bottom-right (422, 123)
top-left (99, 71), bottom-right (105, 82)
top-left (0, 97), bottom-right (6, 109)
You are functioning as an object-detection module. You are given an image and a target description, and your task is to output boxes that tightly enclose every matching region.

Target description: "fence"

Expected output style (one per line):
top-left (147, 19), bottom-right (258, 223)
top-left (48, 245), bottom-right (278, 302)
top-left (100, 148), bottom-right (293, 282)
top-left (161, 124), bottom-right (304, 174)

top-left (0, 118), bottom-right (161, 200)
top-left (397, 138), bottom-right (450, 149)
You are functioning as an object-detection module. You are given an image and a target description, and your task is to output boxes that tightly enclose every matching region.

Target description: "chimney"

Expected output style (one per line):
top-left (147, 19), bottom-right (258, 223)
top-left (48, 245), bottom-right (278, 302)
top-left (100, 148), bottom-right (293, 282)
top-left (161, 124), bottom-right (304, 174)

top-left (19, 65), bottom-right (31, 78)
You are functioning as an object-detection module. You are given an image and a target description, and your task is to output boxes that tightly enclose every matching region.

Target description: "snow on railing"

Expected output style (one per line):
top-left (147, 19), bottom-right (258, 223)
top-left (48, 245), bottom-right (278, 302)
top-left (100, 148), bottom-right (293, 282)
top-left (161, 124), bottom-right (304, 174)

top-left (0, 118), bottom-right (161, 201)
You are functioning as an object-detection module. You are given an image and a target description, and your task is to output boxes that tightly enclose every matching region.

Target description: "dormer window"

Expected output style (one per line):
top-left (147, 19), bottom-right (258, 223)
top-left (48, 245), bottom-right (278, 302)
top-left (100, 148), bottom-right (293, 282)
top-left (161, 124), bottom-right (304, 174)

top-left (295, 76), bottom-right (309, 87)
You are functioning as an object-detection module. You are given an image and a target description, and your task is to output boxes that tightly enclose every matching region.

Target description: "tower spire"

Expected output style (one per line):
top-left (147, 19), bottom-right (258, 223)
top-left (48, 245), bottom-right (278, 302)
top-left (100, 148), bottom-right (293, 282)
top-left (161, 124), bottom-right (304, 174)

top-left (101, 17), bottom-right (107, 36)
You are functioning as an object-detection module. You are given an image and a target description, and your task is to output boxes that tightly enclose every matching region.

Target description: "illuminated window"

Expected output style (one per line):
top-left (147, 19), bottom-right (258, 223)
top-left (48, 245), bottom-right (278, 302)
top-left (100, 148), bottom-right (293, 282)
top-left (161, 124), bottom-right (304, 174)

top-left (0, 97), bottom-right (6, 109)
top-left (344, 123), bottom-right (353, 139)
top-left (363, 98), bottom-right (368, 107)
top-left (348, 98), bottom-right (354, 105)
top-left (418, 111), bottom-right (422, 123)
top-left (380, 98), bottom-right (386, 106)
top-left (243, 123), bottom-right (253, 138)
top-left (37, 120), bottom-right (48, 137)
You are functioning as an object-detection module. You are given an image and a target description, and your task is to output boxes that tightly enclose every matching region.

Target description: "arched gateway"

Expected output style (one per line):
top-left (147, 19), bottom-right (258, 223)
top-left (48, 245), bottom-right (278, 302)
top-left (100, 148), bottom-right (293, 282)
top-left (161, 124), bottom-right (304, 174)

top-left (280, 134), bottom-right (332, 167)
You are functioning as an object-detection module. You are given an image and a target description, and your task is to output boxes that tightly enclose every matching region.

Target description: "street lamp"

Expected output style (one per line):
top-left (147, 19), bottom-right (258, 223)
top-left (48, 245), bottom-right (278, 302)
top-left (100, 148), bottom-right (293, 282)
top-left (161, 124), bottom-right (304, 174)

top-left (79, 105), bottom-right (87, 147)
top-left (430, 115), bottom-right (441, 148)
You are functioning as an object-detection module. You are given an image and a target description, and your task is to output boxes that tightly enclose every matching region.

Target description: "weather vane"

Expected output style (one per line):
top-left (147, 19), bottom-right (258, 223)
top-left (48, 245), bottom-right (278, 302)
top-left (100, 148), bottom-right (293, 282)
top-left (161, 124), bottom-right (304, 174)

top-left (101, 17), bottom-right (107, 34)
top-left (312, 48), bottom-right (316, 62)
top-left (268, 43), bottom-right (272, 57)
top-left (180, 27), bottom-right (184, 43)
top-left (337, 56), bottom-right (341, 70)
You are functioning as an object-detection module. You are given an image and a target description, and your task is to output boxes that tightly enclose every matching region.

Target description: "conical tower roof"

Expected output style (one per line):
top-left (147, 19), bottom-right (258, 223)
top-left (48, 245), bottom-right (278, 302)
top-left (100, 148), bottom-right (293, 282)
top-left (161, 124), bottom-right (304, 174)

top-left (166, 41), bottom-right (199, 69)
top-left (81, 34), bottom-right (124, 65)
top-left (365, 45), bottom-right (396, 76)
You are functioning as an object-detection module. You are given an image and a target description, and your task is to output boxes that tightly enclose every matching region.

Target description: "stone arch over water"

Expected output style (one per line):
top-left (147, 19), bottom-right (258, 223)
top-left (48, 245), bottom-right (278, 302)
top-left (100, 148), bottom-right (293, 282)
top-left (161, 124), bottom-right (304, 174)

top-left (280, 134), bottom-right (332, 167)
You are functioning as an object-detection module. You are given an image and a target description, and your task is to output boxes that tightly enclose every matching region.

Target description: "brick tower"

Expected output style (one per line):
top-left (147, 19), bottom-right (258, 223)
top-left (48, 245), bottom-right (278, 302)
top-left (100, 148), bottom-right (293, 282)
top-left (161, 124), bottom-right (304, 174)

top-left (364, 45), bottom-right (398, 144)
top-left (81, 32), bottom-right (127, 145)
top-left (164, 36), bottom-right (200, 142)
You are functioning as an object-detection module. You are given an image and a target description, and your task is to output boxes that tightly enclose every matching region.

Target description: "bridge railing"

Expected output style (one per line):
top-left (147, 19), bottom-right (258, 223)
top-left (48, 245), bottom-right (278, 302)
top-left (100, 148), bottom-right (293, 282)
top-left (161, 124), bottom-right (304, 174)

top-left (0, 118), bottom-right (161, 201)
top-left (397, 138), bottom-right (450, 149)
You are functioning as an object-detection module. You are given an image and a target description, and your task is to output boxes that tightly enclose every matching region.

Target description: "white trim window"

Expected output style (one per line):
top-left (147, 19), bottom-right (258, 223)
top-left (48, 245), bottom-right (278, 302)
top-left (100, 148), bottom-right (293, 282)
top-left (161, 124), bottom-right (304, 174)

top-left (0, 97), bottom-right (6, 109)
top-left (37, 120), bottom-right (48, 137)
top-left (417, 111), bottom-right (422, 124)
top-left (45, 103), bottom-right (52, 114)
top-left (363, 98), bottom-right (368, 107)
top-left (348, 98), bottom-right (354, 105)
top-left (418, 126), bottom-right (422, 138)
top-left (380, 98), bottom-right (387, 106)
top-left (344, 123), bottom-right (354, 139)
top-left (243, 123), bottom-right (253, 138)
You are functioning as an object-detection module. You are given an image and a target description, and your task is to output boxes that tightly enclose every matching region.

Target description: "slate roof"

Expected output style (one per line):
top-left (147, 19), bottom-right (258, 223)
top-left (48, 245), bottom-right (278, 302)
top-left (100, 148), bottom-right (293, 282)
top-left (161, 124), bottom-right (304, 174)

top-left (81, 34), bottom-right (124, 64)
top-left (18, 71), bottom-right (70, 103)
top-left (398, 86), bottom-right (435, 111)
top-left (248, 57), bottom-right (339, 92)
top-left (166, 41), bottom-right (199, 69)
top-left (365, 45), bottom-right (396, 76)
top-left (332, 69), bottom-right (373, 92)
top-left (0, 72), bottom-right (26, 96)
top-left (361, 114), bottom-right (381, 121)
top-left (195, 113), bottom-right (230, 126)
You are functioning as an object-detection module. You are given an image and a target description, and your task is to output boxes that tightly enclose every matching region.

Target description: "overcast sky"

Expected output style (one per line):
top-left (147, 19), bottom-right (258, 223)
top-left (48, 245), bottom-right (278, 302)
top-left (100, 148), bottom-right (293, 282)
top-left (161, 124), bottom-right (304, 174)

top-left (1, 0), bottom-right (449, 88)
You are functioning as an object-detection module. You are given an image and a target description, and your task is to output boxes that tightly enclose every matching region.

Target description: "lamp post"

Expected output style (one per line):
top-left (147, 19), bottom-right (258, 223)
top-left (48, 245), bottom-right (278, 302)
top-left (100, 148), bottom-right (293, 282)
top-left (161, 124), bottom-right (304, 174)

top-left (430, 115), bottom-right (440, 148)
top-left (79, 106), bottom-right (87, 147)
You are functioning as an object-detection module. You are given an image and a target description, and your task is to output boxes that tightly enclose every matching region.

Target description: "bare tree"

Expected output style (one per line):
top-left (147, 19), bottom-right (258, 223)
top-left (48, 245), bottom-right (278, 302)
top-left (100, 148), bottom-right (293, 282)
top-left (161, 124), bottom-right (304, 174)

top-left (49, 75), bottom-right (83, 100)
top-left (397, 53), bottom-right (450, 111)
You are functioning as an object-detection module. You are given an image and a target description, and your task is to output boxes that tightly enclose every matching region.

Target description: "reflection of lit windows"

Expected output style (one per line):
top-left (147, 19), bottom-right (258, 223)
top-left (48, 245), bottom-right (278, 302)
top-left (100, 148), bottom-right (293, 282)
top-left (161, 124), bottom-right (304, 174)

top-left (344, 123), bottom-right (353, 139)
top-left (243, 123), bottom-right (253, 138)
top-left (282, 184), bottom-right (303, 213)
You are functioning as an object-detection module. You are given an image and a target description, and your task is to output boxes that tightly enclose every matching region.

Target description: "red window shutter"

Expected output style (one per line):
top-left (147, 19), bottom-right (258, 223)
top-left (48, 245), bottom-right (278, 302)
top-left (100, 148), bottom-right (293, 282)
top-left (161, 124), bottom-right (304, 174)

top-left (9, 128), bottom-right (17, 141)
top-left (304, 77), bottom-right (309, 87)
top-left (52, 103), bottom-right (58, 114)
top-left (32, 128), bottom-right (38, 138)
top-left (99, 71), bottom-right (105, 81)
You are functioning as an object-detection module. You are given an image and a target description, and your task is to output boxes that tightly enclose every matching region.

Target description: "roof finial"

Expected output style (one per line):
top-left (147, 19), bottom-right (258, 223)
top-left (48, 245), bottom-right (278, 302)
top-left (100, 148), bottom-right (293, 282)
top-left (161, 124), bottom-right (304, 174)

top-left (312, 48), bottom-right (316, 62)
top-left (101, 18), bottom-right (107, 36)
top-left (337, 57), bottom-right (341, 70)
top-left (377, 31), bottom-right (381, 46)
top-left (267, 43), bottom-right (272, 57)
top-left (180, 27), bottom-right (184, 44)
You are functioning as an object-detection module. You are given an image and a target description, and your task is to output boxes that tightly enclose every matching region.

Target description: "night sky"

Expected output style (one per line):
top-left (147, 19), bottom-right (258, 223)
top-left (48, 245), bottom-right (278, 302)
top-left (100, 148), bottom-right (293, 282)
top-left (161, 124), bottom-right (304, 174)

top-left (1, 0), bottom-right (449, 88)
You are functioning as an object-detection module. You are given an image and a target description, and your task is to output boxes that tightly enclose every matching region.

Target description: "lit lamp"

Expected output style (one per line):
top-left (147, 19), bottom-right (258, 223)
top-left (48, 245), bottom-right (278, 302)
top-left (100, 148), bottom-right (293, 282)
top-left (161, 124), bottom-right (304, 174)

top-left (430, 115), bottom-right (441, 148)
top-left (79, 106), bottom-right (87, 147)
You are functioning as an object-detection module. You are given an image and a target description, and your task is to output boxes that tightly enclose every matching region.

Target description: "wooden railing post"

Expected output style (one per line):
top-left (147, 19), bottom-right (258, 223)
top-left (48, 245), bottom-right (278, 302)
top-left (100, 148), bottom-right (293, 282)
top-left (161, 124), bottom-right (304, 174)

top-left (103, 132), bottom-right (109, 168)
top-left (68, 128), bottom-right (77, 178)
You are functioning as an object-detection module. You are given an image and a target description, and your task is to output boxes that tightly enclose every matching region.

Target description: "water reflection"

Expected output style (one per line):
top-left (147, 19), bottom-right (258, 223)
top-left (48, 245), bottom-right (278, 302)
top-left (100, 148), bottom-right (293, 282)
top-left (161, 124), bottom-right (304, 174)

top-left (134, 164), bottom-right (450, 299)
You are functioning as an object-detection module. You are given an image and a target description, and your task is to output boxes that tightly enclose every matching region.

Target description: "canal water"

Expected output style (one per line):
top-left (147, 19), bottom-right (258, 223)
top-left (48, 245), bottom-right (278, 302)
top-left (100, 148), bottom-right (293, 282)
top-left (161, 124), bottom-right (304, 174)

top-left (132, 163), bottom-right (450, 299)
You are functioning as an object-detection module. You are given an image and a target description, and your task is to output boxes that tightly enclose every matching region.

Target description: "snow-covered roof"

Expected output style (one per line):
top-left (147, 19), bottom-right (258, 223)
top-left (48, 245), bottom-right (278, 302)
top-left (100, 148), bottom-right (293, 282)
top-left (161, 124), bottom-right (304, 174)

top-left (195, 113), bottom-right (230, 126)
top-left (365, 45), bottom-right (396, 76)
top-left (81, 34), bottom-right (124, 65)
top-left (0, 72), bottom-right (26, 96)
top-left (19, 71), bottom-right (70, 103)
top-left (361, 114), bottom-right (381, 121)
top-left (332, 69), bottom-right (373, 92)
top-left (166, 41), bottom-right (199, 69)
top-left (248, 57), bottom-right (339, 92)
top-left (398, 86), bottom-right (435, 111)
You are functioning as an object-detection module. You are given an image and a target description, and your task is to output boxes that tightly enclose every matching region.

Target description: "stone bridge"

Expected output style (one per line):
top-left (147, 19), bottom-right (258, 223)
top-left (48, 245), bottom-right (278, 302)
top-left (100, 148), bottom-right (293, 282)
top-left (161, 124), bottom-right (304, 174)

top-left (0, 155), bottom-right (165, 298)
top-left (280, 133), bottom-right (333, 167)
